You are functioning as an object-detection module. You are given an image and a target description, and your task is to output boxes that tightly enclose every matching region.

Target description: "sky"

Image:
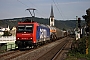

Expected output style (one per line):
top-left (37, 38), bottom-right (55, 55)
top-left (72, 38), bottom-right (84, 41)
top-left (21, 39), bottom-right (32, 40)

top-left (0, 0), bottom-right (90, 20)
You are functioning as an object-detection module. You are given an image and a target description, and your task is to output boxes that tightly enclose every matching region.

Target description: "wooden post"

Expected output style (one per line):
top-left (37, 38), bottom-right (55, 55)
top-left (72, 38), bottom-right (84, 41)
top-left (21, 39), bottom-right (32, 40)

top-left (86, 37), bottom-right (88, 54)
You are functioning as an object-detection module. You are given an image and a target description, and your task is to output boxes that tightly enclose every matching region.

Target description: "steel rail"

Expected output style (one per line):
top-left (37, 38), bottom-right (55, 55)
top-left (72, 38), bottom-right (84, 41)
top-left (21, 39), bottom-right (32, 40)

top-left (51, 41), bottom-right (68, 60)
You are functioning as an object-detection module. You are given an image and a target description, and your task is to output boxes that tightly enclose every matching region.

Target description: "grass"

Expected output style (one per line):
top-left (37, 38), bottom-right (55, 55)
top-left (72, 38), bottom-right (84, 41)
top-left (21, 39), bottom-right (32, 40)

top-left (66, 51), bottom-right (89, 60)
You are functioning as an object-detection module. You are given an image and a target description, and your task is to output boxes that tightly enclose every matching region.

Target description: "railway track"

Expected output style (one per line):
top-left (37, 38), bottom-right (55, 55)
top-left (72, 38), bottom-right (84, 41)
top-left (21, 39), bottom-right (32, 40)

top-left (0, 42), bottom-right (52, 60)
top-left (0, 51), bottom-right (18, 58)
top-left (0, 50), bottom-right (28, 60)
top-left (37, 37), bottom-right (72, 60)
top-left (52, 38), bottom-right (73, 60)
top-left (51, 41), bottom-right (68, 60)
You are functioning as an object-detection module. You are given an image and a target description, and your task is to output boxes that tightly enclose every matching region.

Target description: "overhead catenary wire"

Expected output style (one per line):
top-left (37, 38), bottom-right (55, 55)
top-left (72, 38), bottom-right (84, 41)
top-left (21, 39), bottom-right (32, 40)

top-left (17, 0), bottom-right (29, 7)
top-left (17, 0), bottom-right (46, 18)
top-left (52, 0), bottom-right (64, 20)
top-left (55, 0), bottom-right (68, 20)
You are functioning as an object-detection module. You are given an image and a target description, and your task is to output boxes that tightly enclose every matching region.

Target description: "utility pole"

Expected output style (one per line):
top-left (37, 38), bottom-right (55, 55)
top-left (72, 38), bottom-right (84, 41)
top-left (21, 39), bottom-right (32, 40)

top-left (76, 16), bottom-right (78, 31)
top-left (86, 36), bottom-right (88, 54)
top-left (77, 17), bottom-right (81, 38)
top-left (75, 16), bottom-right (81, 40)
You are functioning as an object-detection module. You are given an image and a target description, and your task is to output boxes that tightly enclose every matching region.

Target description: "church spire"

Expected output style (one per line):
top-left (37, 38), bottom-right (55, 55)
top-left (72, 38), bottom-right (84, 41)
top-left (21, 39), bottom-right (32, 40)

top-left (50, 5), bottom-right (54, 26)
top-left (50, 5), bottom-right (54, 17)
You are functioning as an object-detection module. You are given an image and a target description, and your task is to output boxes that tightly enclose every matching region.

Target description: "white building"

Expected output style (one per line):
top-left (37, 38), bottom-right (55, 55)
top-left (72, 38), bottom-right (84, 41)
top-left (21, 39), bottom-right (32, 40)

top-left (0, 25), bottom-right (10, 31)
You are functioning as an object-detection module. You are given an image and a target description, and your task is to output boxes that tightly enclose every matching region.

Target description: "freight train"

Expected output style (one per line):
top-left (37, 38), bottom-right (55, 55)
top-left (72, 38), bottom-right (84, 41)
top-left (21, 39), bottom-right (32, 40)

top-left (15, 19), bottom-right (66, 49)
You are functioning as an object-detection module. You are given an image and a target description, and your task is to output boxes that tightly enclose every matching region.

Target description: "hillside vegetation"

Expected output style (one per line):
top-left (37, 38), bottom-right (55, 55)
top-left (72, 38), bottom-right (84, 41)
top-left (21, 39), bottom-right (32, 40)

top-left (0, 17), bottom-right (85, 30)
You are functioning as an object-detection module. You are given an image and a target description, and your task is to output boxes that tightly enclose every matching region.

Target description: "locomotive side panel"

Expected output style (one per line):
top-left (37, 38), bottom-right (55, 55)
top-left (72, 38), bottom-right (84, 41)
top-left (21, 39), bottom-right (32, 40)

top-left (36, 26), bottom-right (50, 42)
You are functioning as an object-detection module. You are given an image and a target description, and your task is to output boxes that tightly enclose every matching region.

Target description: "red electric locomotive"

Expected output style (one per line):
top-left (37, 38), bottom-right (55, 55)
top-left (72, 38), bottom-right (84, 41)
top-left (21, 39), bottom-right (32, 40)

top-left (15, 19), bottom-right (50, 49)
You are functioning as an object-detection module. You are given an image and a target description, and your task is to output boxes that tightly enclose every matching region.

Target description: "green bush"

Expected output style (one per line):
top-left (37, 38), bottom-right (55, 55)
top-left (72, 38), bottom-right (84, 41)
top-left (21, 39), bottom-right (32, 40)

top-left (70, 36), bottom-right (90, 60)
top-left (71, 37), bottom-right (86, 54)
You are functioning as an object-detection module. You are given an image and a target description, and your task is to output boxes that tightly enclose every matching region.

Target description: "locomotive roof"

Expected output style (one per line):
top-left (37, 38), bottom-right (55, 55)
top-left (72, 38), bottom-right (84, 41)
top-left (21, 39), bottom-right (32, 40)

top-left (39, 24), bottom-right (49, 28)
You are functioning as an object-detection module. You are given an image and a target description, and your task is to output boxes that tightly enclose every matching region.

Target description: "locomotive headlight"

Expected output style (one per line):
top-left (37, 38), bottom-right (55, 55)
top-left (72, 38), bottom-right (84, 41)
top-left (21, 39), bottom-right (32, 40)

top-left (30, 38), bottom-right (32, 40)
top-left (17, 38), bottom-right (19, 39)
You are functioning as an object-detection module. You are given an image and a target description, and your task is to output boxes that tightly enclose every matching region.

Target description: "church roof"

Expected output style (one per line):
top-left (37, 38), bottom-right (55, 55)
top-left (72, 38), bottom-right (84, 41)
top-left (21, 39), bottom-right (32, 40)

top-left (50, 5), bottom-right (54, 17)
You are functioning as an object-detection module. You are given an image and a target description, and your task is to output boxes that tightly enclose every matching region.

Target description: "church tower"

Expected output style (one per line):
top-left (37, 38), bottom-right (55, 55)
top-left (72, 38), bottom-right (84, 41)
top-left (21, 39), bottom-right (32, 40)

top-left (50, 5), bottom-right (54, 26)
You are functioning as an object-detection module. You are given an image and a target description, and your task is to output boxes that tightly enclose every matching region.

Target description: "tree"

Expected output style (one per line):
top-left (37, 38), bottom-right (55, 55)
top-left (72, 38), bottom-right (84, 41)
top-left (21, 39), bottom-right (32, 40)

top-left (82, 8), bottom-right (90, 35)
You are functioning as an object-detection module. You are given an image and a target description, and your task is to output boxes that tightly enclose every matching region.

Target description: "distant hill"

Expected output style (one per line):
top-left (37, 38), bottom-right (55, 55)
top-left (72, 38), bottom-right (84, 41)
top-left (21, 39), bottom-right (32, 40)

top-left (0, 17), bottom-right (85, 30)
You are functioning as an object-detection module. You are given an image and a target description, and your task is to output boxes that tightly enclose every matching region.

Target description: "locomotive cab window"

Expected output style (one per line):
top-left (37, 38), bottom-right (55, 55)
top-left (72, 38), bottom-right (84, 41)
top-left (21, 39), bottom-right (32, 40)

top-left (17, 24), bottom-right (33, 33)
top-left (18, 26), bottom-right (25, 31)
top-left (26, 25), bottom-right (33, 32)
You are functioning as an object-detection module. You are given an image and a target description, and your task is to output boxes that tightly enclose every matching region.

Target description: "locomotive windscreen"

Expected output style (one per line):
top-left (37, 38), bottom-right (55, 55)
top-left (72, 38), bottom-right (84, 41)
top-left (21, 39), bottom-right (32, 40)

top-left (17, 24), bottom-right (33, 33)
